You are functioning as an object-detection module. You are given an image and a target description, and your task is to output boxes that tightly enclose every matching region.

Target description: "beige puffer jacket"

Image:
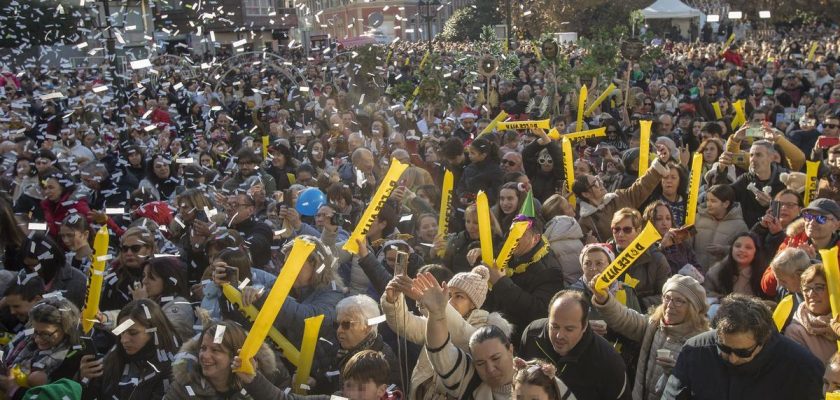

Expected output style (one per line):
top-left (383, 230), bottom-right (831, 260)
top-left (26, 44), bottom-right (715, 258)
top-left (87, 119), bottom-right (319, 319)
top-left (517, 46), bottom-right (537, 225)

top-left (380, 293), bottom-right (512, 400)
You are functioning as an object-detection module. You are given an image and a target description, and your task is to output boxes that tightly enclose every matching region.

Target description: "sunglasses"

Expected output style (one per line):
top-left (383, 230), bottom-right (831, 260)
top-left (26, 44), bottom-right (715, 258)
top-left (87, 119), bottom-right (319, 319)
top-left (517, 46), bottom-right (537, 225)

top-left (501, 159), bottom-right (517, 166)
top-left (611, 226), bottom-right (635, 234)
top-left (802, 212), bottom-right (830, 224)
top-left (538, 157), bottom-right (553, 165)
top-left (120, 244), bottom-right (146, 254)
top-left (716, 341), bottom-right (759, 358)
top-left (334, 320), bottom-right (359, 330)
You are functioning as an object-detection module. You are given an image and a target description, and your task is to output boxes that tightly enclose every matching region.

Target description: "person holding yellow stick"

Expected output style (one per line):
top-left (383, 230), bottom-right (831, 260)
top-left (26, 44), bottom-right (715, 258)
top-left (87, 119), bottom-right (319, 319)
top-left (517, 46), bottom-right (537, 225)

top-left (479, 215), bottom-right (565, 339)
top-left (437, 204), bottom-right (503, 274)
top-left (166, 322), bottom-right (325, 400)
top-left (575, 146), bottom-right (671, 243)
top-left (523, 127), bottom-right (566, 202)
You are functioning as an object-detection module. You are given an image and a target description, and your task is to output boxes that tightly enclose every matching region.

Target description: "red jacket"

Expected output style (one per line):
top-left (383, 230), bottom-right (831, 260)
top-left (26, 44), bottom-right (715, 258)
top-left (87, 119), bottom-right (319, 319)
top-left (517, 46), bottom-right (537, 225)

top-left (40, 191), bottom-right (91, 238)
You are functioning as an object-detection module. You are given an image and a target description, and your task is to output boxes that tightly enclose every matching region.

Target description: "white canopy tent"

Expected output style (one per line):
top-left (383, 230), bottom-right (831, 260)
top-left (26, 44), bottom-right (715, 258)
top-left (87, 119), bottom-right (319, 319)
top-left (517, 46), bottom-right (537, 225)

top-left (641, 0), bottom-right (703, 39)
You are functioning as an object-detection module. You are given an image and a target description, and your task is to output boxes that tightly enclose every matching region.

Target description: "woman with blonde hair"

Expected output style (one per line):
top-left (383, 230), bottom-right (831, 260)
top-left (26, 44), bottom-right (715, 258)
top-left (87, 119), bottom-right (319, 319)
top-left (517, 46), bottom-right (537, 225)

top-left (433, 203), bottom-right (502, 274)
top-left (590, 274), bottom-right (710, 400)
top-left (784, 264), bottom-right (837, 364)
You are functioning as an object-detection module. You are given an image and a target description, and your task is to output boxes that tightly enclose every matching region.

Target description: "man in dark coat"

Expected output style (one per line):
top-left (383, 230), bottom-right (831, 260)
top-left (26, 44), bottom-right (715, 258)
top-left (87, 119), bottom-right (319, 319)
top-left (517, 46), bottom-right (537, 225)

top-left (519, 290), bottom-right (630, 400)
top-left (662, 294), bottom-right (823, 400)
top-left (484, 217), bottom-right (565, 340)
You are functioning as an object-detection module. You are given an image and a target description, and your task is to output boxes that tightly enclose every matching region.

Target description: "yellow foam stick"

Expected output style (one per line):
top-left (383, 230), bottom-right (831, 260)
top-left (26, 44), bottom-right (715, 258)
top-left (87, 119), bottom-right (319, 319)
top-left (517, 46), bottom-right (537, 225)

top-left (720, 33), bottom-right (735, 55)
top-left (11, 365), bottom-right (28, 388)
top-left (533, 41), bottom-right (542, 61)
top-left (820, 246), bottom-right (840, 350)
top-left (712, 102), bottom-right (723, 120)
top-left (343, 159), bottom-right (409, 254)
top-left (222, 284), bottom-right (301, 366)
top-left (804, 160), bottom-right (820, 205)
top-left (684, 153), bottom-right (703, 226)
top-left (730, 100), bottom-right (747, 130)
top-left (772, 294), bottom-right (794, 332)
top-left (584, 84), bottom-right (617, 117)
top-left (261, 135), bottom-right (269, 159)
top-left (293, 314), bottom-right (324, 394)
top-left (549, 126), bottom-right (607, 141)
top-left (479, 111), bottom-right (509, 137)
top-left (594, 223), bottom-right (662, 295)
top-left (828, 392), bottom-right (840, 400)
top-left (235, 238), bottom-right (315, 375)
top-left (419, 50), bottom-right (430, 70)
top-left (496, 119), bottom-right (551, 131)
top-left (405, 86), bottom-right (421, 110)
top-left (561, 137), bottom-right (575, 208)
top-left (807, 41), bottom-right (818, 62)
top-left (576, 85), bottom-right (587, 132)
top-left (436, 170), bottom-right (454, 257)
top-left (81, 226), bottom-right (110, 334)
top-left (638, 120), bottom-right (652, 179)
top-left (476, 191), bottom-right (494, 266)
top-left (495, 221), bottom-right (530, 271)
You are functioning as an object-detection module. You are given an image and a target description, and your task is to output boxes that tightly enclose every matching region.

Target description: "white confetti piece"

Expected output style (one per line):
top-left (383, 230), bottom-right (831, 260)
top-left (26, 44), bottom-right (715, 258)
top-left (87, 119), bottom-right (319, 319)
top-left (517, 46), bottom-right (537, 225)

top-left (28, 223), bottom-right (47, 231)
top-left (367, 315), bottom-right (387, 326)
top-left (238, 278), bottom-right (251, 290)
top-left (213, 325), bottom-right (226, 344)
top-left (105, 207), bottom-right (125, 214)
top-left (130, 59), bottom-right (152, 70)
top-left (232, 39), bottom-right (247, 48)
top-left (176, 158), bottom-right (194, 164)
top-left (112, 318), bottom-right (135, 335)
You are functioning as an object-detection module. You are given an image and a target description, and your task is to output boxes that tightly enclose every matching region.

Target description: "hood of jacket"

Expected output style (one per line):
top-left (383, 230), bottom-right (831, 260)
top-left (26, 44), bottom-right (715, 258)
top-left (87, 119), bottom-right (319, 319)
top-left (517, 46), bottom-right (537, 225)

top-left (466, 309), bottom-right (514, 340)
top-left (543, 216), bottom-right (584, 242)
top-left (579, 193), bottom-right (619, 218)
top-left (785, 217), bottom-right (806, 237)
top-left (171, 335), bottom-right (279, 396)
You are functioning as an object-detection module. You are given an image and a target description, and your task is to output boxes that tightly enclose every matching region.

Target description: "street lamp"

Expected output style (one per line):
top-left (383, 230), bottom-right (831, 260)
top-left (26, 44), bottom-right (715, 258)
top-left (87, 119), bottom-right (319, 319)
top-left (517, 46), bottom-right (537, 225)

top-left (418, 0), bottom-right (439, 53)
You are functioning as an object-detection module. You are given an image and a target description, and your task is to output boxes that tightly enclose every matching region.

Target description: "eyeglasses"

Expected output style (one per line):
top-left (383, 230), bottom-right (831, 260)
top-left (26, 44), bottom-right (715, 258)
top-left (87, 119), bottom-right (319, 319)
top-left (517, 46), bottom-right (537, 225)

top-left (802, 212), bottom-right (829, 224)
top-left (778, 201), bottom-right (799, 209)
top-left (662, 294), bottom-right (688, 307)
top-left (33, 329), bottom-right (60, 341)
top-left (825, 124), bottom-right (840, 129)
top-left (802, 283), bottom-right (827, 295)
top-left (538, 157), bottom-right (553, 165)
top-left (501, 159), bottom-right (517, 166)
top-left (717, 341), bottom-right (760, 358)
top-left (611, 226), bottom-right (635, 235)
top-left (120, 244), bottom-right (146, 254)
top-left (334, 320), bottom-right (360, 330)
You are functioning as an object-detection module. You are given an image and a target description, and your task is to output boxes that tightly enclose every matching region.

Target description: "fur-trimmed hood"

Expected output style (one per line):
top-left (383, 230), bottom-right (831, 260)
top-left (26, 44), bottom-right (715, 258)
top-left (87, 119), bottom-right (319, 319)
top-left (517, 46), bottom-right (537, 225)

top-left (170, 336), bottom-right (279, 397)
top-left (785, 217), bottom-right (806, 237)
top-left (466, 309), bottom-right (514, 339)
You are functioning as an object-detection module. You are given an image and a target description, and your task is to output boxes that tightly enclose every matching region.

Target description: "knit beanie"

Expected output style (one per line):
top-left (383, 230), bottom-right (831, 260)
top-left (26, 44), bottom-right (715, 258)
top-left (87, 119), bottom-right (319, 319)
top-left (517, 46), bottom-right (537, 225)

top-left (448, 265), bottom-right (489, 309)
top-left (655, 136), bottom-right (680, 163)
top-left (579, 243), bottom-right (616, 266)
top-left (662, 274), bottom-right (708, 314)
top-left (23, 378), bottom-right (82, 400)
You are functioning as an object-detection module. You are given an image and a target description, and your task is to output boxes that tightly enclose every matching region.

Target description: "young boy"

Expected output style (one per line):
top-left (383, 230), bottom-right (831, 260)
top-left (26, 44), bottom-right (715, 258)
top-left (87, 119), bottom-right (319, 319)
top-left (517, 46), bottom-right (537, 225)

top-left (340, 350), bottom-right (401, 400)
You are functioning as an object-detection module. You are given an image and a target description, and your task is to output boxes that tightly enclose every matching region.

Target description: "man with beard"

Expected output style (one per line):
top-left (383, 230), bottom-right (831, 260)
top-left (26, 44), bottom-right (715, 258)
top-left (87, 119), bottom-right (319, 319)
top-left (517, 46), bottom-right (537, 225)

top-left (453, 111), bottom-right (478, 143)
top-left (662, 294), bottom-right (822, 400)
top-left (222, 147), bottom-right (277, 196)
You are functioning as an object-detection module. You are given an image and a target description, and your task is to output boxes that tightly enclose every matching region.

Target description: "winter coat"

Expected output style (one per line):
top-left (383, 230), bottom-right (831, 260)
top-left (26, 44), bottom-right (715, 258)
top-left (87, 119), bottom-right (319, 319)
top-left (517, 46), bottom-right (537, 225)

top-left (519, 318), bottom-right (630, 400)
top-left (592, 293), bottom-right (708, 400)
top-left (40, 190), bottom-right (92, 238)
top-left (165, 337), bottom-right (320, 400)
top-left (760, 219), bottom-right (840, 297)
top-left (311, 333), bottom-right (400, 395)
top-left (229, 217), bottom-right (274, 268)
top-left (704, 162), bottom-right (787, 227)
top-left (608, 244), bottom-right (671, 311)
top-left (784, 302), bottom-right (839, 365)
top-left (661, 331), bottom-right (823, 400)
top-left (222, 171), bottom-right (277, 196)
top-left (379, 293), bottom-right (512, 400)
top-left (439, 231), bottom-right (502, 275)
top-left (162, 296), bottom-right (197, 343)
top-left (82, 343), bottom-right (172, 400)
top-left (455, 158), bottom-right (504, 205)
top-left (543, 216), bottom-right (584, 285)
top-left (691, 204), bottom-right (749, 272)
top-left (482, 239), bottom-right (565, 339)
top-left (579, 167), bottom-right (663, 243)
top-left (522, 140), bottom-right (565, 202)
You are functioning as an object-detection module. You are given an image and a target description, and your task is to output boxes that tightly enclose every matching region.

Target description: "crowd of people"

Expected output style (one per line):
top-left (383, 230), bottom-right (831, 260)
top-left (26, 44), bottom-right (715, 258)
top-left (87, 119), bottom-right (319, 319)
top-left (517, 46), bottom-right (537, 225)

top-left (0, 15), bottom-right (838, 400)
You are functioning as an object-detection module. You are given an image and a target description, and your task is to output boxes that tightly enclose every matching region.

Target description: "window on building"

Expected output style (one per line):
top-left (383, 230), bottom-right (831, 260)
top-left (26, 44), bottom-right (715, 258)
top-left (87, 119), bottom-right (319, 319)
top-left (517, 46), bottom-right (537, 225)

top-left (244, 0), bottom-right (273, 16)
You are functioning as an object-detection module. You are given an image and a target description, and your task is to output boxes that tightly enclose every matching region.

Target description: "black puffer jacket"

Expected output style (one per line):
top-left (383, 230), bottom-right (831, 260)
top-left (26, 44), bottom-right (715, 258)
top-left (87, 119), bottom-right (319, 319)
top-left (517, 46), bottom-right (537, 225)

top-left (455, 158), bottom-right (504, 205)
top-left (82, 343), bottom-right (172, 400)
top-left (522, 140), bottom-right (565, 202)
top-left (482, 238), bottom-right (565, 338)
